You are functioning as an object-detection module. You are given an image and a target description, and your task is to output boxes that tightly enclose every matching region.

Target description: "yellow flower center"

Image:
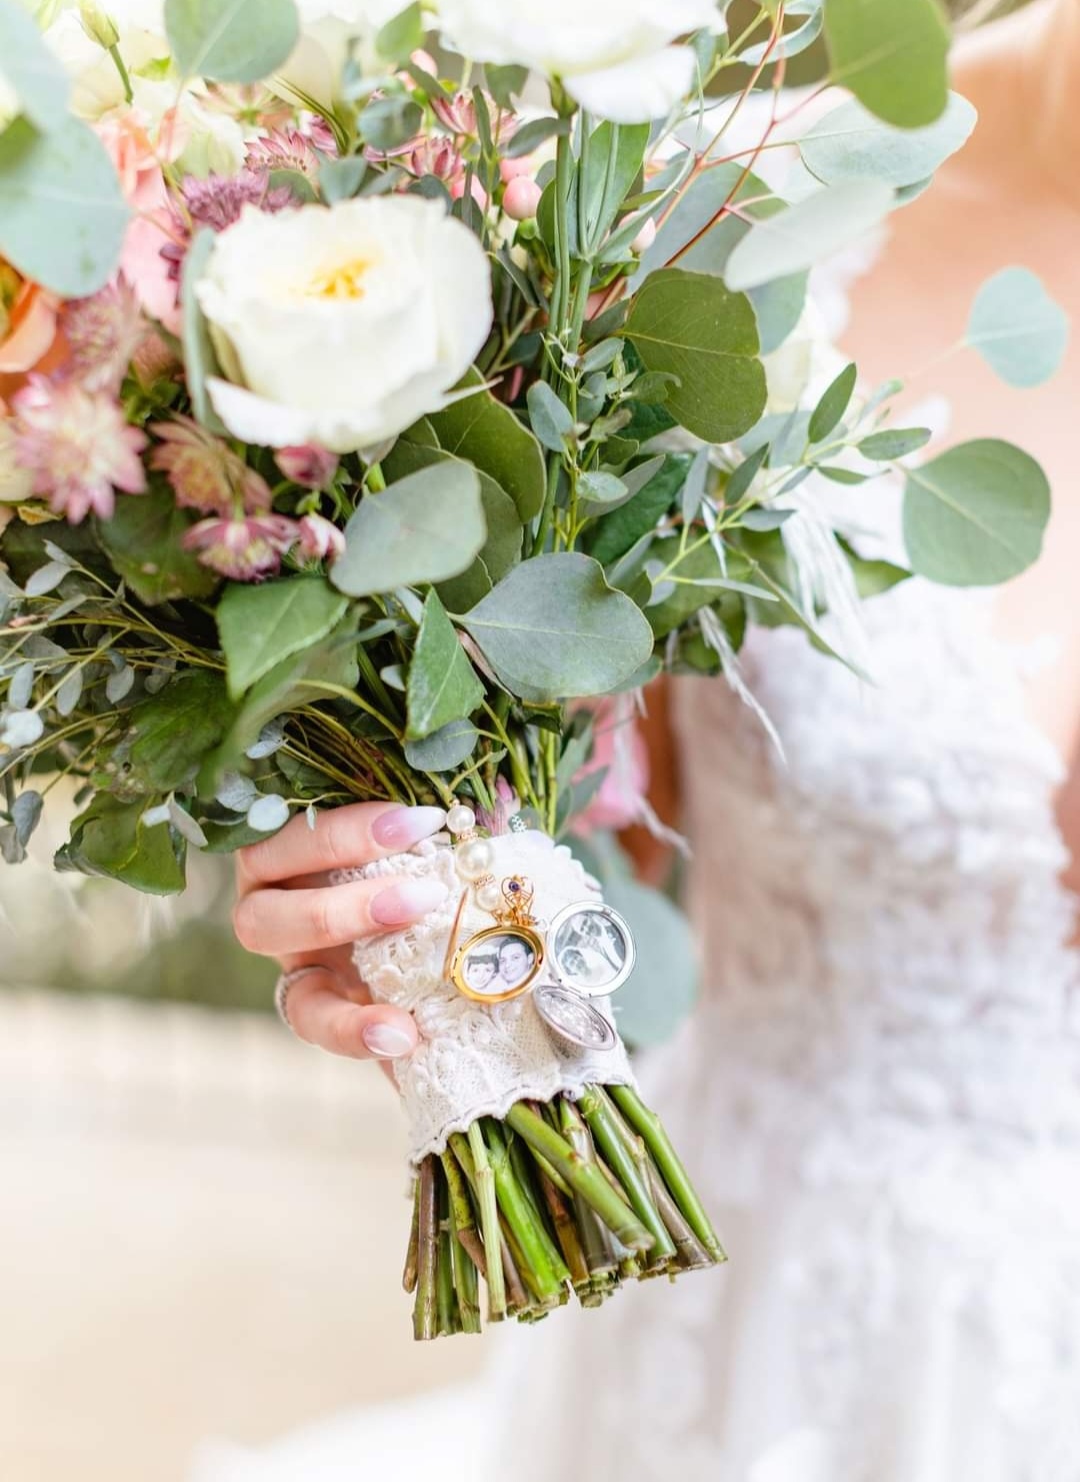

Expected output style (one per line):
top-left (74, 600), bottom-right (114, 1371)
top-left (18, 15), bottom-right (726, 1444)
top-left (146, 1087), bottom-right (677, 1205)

top-left (305, 257), bottom-right (373, 301)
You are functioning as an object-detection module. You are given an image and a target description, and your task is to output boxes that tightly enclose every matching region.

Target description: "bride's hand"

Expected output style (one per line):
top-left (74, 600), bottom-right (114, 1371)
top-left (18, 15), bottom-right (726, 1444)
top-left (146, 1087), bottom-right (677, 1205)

top-left (233, 802), bottom-right (447, 1062)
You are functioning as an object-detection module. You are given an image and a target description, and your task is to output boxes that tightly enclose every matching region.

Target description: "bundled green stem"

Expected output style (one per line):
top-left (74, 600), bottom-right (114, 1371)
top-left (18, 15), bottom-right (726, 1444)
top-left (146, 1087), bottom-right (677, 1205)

top-left (410, 1084), bottom-right (724, 1340)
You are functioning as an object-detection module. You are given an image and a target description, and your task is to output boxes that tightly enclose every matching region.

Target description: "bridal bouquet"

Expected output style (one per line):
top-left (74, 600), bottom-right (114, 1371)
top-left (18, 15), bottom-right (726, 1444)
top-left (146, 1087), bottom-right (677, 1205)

top-left (0, 0), bottom-right (1061, 1338)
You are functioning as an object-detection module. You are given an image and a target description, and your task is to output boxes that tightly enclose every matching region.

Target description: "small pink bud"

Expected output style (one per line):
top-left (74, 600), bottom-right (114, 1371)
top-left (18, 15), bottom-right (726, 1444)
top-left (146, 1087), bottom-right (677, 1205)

top-left (631, 216), bottom-right (657, 254)
top-left (275, 443), bottom-right (338, 490)
top-left (296, 513), bottom-right (346, 564)
top-left (503, 175), bottom-right (542, 221)
top-left (499, 155), bottom-right (534, 184)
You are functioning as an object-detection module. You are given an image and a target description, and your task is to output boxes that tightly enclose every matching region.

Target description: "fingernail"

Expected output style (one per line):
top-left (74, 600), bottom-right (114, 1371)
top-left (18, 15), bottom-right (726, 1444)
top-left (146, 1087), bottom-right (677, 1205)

top-left (372, 805), bottom-right (447, 850)
top-left (371, 878), bottom-right (448, 926)
top-left (362, 1021), bottom-right (416, 1059)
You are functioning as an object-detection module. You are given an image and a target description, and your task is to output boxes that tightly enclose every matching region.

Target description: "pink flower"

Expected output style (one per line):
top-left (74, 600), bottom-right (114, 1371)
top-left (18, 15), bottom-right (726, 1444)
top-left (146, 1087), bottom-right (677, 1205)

top-left (275, 443), bottom-right (338, 489)
top-left (61, 276), bottom-right (146, 395)
top-left (406, 137), bottom-right (467, 190)
top-left (502, 176), bottom-right (542, 221)
top-left (296, 513), bottom-right (345, 563)
top-left (180, 168), bottom-right (296, 233)
top-left (96, 112), bottom-right (183, 333)
top-left (150, 414), bottom-right (272, 515)
top-left (182, 512), bottom-right (299, 581)
top-left (246, 128), bottom-right (323, 182)
top-left (13, 377), bottom-right (147, 523)
top-left (572, 697), bottom-right (650, 834)
top-left (0, 262), bottom-right (61, 381)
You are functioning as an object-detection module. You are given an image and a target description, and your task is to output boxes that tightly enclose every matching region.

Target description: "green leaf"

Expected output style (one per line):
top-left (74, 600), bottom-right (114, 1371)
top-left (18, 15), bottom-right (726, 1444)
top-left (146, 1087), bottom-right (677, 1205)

top-left (858, 427), bottom-right (931, 460)
top-left (587, 454), bottom-right (688, 565)
top-left (578, 120), bottom-right (650, 256)
top-left (425, 371), bottom-right (546, 521)
top-left (842, 545), bottom-right (912, 599)
top-left (624, 268), bottom-right (766, 444)
top-left (95, 487), bottom-right (220, 605)
top-left (106, 671), bottom-right (234, 797)
top-left (375, 2), bottom-right (422, 61)
top-left (459, 553), bottom-right (654, 703)
top-left (406, 589), bottom-right (484, 740)
top-left (578, 471), bottom-right (628, 505)
top-left (809, 362), bottom-right (857, 443)
top-left (360, 94), bottom-right (423, 152)
top-left (527, 380), bottom-right (574, 451)
top-left (330, 461), bottom-right (486, 598)
top-left (181, 228), bottom-right (227, 432)
top-left (725, 180), bottom-right (894, 291)
top-left (319, 155), bottom-right (367, 203)
top-left (0, 0), bottom-right (70, 131)
top-left (164, 0), bottom-right (299, 82)
top-left (903, 438), bottom-right (1050, 586)
top-left (0, 115), bottom-right (129, 297)
top-left (824, 0), bottom-right (950, 128)
top-left (404, 719), bottom-right (480, 773)
top-left (645, 537), bottom-right (744, 639)
top-left (217, 577), bottom-right (349, 699)
top-left (504, 115), bottom-right (571, 159)
top-left (800, 91), bottom-right (976, 188)
top-left (58, 796), bottom-right (187, 895)
top-left (965, 267), bottom-right (1070, 390)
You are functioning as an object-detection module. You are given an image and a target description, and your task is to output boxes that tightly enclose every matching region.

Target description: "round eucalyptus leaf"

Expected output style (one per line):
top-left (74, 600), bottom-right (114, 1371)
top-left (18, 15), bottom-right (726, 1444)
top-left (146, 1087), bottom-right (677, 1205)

top-left (903, 439), bottom-right (1050, 587)
top-left (823, 0), bottom-right (950, 130)
top-left (0, 116), bottom-right (129, 297)
top-left (165, 0), bottom-right (300, 82)
top-left (965, 267), bottom-right (1070, 390)
top-left (725, 180), bottom-right (894, 292)
top-left (800, 91), bottom-right (975, 189)
top-left (247, 793), bottom-right (291, 833)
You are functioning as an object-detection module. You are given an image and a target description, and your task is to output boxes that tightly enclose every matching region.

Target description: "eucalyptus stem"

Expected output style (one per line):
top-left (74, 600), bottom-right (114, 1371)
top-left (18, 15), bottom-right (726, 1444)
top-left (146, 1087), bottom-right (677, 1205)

top-left (465, 1123), bottom-right (507, 1321)
top-left (581, 1086), bottom-right (676, 1266)
top-left (609, 1084), bottom-right (726, 1261)
top-left (484, 1119), bottom-right (568, 1304)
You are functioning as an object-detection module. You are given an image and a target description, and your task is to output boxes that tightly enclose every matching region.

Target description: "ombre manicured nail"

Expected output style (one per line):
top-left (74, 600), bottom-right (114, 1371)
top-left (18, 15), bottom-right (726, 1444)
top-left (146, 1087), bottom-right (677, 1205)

top-left (362, 1021), bottom-right (416, 1059)
top-left (372, 805), bottom-right (447, 850)
top-left (371, 878), bottom-right (448, 926)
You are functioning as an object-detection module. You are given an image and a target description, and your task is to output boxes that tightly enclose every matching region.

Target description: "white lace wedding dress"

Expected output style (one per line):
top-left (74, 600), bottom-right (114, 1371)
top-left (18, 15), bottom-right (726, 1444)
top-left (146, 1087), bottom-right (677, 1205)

top-left (191, 566), bottom-right (1080, 1482)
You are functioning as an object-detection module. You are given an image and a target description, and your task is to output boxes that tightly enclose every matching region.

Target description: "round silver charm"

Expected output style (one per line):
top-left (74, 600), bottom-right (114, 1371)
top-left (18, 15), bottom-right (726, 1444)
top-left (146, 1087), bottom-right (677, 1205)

top-left (545, 901), bottom-right (636, 999)
top-left (533, 982), bottom-right (617, 1052)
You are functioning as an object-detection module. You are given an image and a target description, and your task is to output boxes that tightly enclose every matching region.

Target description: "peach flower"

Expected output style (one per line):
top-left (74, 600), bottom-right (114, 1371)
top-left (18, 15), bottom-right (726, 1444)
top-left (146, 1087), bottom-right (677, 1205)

top-left (96, 110), bottom-right (186, 332)
top-left (0, 262), bottom-right (62, 402)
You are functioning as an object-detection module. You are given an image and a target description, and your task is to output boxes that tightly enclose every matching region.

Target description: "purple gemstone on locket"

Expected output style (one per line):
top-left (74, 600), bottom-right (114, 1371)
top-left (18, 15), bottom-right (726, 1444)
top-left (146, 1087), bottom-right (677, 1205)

top-left (508, 880), bottom-right (521, 892)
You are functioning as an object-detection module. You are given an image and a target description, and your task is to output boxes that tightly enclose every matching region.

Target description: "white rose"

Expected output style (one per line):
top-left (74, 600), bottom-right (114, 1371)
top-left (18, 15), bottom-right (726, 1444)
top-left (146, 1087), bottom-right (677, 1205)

top-left (274, 0), bottom-right (408, 111)
top-left (195, 196), bottom-right (493, 454)
top-left (434, 0), bottom-right (720, 124)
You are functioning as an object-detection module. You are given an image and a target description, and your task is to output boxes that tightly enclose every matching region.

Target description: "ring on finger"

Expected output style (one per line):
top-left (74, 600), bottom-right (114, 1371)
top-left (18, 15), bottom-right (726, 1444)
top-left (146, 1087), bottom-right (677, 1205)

top-left (274, 964), bottom-right (335, 1033)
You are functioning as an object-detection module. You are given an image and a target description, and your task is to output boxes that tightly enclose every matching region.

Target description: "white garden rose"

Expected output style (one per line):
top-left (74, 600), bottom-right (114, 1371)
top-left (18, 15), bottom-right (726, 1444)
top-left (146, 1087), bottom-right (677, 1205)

top-left (434, 0), bottom-right (720, 124)
top-left (195, 196), bottom-right (493, 454)
top-left (274, 0), bottom-right (411, 112)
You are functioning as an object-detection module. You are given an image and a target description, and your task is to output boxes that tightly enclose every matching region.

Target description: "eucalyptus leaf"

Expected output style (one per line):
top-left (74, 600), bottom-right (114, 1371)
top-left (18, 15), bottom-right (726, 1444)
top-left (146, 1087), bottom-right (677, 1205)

top-left (459, 553), bottom-right (654, 703)
top-left (9, 661), bottom-right (34, 710)
top-left (217, 576), bottom-right (349, 699)
top-left (425, 371), bottom-right (546, 521)
top-left (858, 427), bottom-right (931, 460)
top-left (808, 362), bottom-right (857, 444)
top-left (624, 268), bottom-right (766, 443)
top-left (331, 462), bottom-right (485, 598)
top-left (95, 486), bottom-right (220, 604)
top-left (588, 455), bottom-right (689, 565)
top-left (406, 589), bottom-right (484, 740)
top-left (823, 0), bottom-right (950, 129)
top-left (800, 92), bottom-right (976, 189)
top-left (965, 267), bottom-right (1070, 389)
top-left (107, 670), bottom-right (234, 796)
top-left (725, 180), bottom-right (894, 291)
top-left (903, 439), bottom-right (1050, 586)
top-left (403, 719), bottom-right (480, 773)
top-left (59, 795), bottom-right (186, 894)
top-left (741, 0), bottom-right (823, 62)
top-left (319, 155), bottom-right (367, 203)
top-left (0, 0), bottom-right (70, 131)
top-left (0, 115), bottom-right (129, 297)
top-left (24, 561), bottom-right (68, 598)
top-left (247, 793), bottom-right (290, 833)
top-left (0, 708), bottom-right (43, 748)
top-left (527, 380), bottom-right (574, 452)
top-left (165, 0), bottom-right (299, 82)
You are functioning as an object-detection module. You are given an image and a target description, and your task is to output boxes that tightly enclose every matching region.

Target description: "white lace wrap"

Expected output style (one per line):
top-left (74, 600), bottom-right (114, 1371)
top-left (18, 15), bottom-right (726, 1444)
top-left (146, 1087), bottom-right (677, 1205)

top-left (343, 829), bottom-right (635, 1163)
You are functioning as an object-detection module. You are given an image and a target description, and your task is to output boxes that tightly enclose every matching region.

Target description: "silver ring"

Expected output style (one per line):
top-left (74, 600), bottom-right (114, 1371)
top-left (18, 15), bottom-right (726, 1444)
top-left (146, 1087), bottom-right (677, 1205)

top-left (274, 965), bottom-right (327, 1032)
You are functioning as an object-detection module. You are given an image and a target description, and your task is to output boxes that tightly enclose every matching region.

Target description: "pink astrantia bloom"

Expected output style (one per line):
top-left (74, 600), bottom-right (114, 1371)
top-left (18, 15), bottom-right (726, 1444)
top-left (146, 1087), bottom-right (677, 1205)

top-left (181, 168), bottom-right (296, 234)
top-left (275, 443), bottom-right (339, 489)
top-left (62, 276), bottom-right (146, 395)
top-left (150, 414), bottom-right (272, 515)
top-left (296, 513), bottom-right (345, 563)
top-left (13, 378), bottom-right (147, 524)
top-left (182, 512), bottom-right (299, 581)
top-left (247, 128), bottom-right (323, 182)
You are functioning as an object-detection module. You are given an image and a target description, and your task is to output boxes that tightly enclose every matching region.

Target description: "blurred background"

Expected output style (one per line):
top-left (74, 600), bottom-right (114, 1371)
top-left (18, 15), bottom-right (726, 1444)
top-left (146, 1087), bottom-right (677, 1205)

top-left (0, 2), bottom-right (1032, 1479)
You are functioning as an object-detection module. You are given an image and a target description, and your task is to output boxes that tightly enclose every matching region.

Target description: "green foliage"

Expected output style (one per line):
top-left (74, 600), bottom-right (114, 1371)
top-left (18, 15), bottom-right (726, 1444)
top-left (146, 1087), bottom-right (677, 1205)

top-left (103, 671), bottom-right (234, 796)
top-left (823, 0), bottom-right (950, 128)
top-left (165, 0), bottom-right (300, 82)
top-left (406, 590), bottom-right (484, 740)
top-left (59, 796), bottom-right (187, 895)
top-left (624, 269), bottom-right (766, 443)
top-left (903, 439), bottom-right (1051, 586)
top-left (725, 179), bottom-right (893, 290)
top-left (426, 374), bottom-right (546, 522)
top-left (0, 116), bottom-right (129, 296)
top-left (460, 554), bottom-right (655, 704)
top-left (331, 462), bottom-right (486, 597)
top-left (217, 577), bottom-right (350, 698)
top-left (800, 91), bottom-right (976, 188)
top-left (808, 362), bottom-right (857, 444)
top-left (95, 488), bottom-right (219, 606)
top-left (965, 268), bottom-right (1070, 389)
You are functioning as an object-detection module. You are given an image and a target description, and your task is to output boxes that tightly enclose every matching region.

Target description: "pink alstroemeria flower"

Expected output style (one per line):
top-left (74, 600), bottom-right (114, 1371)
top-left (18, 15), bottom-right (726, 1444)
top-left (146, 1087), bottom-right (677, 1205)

top-left (13, 377), bottom-right (147, 524)
top-left (296, 513), bottom-right (345, 563)
top-left (182, 513), bottom-right (299, 582)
